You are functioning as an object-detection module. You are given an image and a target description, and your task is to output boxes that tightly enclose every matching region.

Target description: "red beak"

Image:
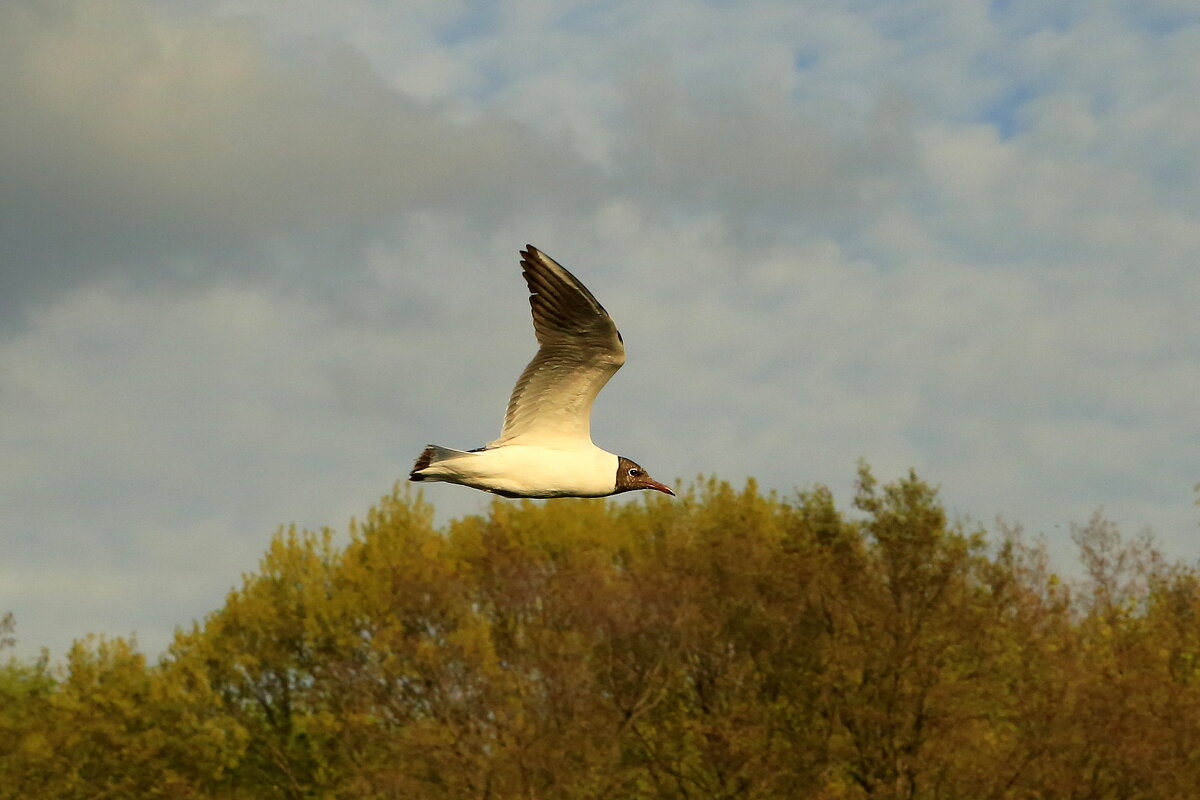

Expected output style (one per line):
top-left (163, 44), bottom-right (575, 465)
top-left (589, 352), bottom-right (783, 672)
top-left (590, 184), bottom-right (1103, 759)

top-left (647, 480), bottom-right (675, 496)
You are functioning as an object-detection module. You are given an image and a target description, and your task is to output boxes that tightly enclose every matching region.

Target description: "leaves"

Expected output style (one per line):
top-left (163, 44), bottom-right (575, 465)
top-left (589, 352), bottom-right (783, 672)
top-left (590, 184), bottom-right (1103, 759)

top-left (2, 471), bottom-right (1199, 798)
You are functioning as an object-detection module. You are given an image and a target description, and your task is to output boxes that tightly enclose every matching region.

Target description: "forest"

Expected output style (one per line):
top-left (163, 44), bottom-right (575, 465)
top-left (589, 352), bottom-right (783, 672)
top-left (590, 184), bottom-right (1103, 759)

top-left (2, 466), bottom-right (1199, 799)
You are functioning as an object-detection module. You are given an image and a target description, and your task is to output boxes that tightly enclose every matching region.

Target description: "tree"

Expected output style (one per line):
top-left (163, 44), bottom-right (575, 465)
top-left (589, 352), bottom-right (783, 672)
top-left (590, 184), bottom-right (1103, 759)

top-left (3, 471), bottom-right (1200, 798)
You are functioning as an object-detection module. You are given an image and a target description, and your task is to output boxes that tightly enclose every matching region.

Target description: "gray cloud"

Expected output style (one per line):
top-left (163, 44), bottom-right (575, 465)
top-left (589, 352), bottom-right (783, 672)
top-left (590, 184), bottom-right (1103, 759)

top-left (0, 0), bottom-right (592, 320)
top-left (614, 75), bottom-right (917, 234)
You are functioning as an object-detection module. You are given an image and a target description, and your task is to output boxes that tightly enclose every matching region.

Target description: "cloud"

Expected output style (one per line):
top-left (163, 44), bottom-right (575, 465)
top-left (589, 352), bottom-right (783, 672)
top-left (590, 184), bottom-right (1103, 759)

top-left (0, 0), bottom-right (590, 319)
top-left (0, 281), bottom-right (441, 657)
top-left (2, 0), bottom-right (1199, 661)
top-left (612, 76), bottom-right (916, 233)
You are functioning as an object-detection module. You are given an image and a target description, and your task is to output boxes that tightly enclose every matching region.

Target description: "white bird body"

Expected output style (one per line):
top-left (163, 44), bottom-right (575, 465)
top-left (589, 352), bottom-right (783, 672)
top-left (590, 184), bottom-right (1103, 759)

top-left (409, 245), bottom-right (673, 499)
top-left (413, 445), bottom-right (620, 499)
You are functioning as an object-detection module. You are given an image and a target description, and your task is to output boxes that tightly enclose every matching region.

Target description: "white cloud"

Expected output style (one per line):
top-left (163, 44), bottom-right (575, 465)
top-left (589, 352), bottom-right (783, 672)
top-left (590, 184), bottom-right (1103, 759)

top-left (0, 281), bottom-right (454, 658)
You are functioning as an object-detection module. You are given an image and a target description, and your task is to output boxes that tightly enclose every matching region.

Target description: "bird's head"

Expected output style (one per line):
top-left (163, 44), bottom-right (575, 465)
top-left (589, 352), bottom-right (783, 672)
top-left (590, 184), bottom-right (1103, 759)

top-left (614, 456), bottom-right (675, 496)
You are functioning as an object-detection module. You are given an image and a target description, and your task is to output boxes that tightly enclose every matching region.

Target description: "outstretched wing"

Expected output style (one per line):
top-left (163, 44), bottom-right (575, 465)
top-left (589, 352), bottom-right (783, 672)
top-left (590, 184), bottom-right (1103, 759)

top-left (488, 245), bottom-right (625, 448)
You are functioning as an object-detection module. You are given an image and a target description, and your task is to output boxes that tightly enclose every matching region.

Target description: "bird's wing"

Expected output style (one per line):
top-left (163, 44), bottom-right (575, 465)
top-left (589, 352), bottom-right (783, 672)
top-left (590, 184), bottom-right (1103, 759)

top-left (487, 245), bottom-right (626, 448)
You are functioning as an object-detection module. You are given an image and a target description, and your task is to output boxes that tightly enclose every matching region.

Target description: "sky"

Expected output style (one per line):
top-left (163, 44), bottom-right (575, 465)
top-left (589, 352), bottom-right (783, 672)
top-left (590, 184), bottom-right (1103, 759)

top-left (2, 0), bottom-right (1198, 660)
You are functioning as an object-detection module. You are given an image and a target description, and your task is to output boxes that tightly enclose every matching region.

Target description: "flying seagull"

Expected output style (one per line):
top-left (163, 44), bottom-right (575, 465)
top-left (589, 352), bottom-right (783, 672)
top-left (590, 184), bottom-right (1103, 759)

top-left (409, 245), bottom-right (674, 499)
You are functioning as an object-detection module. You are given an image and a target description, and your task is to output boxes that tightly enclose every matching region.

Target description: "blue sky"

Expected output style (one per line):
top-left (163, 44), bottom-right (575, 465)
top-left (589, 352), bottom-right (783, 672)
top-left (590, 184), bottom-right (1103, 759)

top-left (2, 0), bottom-right (1198, 659)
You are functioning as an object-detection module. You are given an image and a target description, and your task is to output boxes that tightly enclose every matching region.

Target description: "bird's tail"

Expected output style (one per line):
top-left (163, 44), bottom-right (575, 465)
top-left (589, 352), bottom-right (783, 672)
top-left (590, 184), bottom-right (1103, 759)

top-left (409, 445), bottom-right (472, 481)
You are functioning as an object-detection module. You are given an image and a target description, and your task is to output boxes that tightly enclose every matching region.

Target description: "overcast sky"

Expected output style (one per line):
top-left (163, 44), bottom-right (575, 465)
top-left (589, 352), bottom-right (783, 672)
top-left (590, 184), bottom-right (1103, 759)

top-left (3, 0), bottom-right (1198, 660)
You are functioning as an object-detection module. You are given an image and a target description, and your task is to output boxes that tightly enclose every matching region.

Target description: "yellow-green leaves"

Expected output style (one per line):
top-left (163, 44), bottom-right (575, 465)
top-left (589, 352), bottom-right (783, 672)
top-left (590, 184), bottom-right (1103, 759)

top-left (2, 472), bottom-right (1199, 798)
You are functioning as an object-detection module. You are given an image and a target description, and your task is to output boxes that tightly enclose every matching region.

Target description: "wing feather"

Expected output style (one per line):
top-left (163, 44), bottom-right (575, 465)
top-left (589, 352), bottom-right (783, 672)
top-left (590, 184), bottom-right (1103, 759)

top-left (488, 246), bottom-right (625, 447)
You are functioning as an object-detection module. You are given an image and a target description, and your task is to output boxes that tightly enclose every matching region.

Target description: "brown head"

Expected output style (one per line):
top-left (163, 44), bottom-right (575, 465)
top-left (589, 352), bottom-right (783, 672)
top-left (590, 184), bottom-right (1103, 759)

top-left (614, 456), bottom-right (675, 496)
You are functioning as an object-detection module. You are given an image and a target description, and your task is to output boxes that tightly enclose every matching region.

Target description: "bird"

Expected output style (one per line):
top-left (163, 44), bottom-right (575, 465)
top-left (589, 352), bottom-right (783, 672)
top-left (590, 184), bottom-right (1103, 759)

top-left (409, 245), bottom-right (674, 499)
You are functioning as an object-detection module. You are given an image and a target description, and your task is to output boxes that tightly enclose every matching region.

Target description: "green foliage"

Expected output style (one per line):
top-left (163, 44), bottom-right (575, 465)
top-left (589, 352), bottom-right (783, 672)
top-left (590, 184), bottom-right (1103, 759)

top-left (3, 468), bottom-right (1200, 798)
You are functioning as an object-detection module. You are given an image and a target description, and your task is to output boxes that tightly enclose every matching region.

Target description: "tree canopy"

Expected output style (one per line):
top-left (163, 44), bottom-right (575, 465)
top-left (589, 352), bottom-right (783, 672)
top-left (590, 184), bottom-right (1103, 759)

top-left (3, 467), bottom-right (1199, 799)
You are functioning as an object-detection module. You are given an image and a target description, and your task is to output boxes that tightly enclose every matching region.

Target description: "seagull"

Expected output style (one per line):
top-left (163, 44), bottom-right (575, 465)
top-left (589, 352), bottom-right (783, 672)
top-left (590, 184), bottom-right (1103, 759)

top-left (409, 245), bottom-right (674, 499)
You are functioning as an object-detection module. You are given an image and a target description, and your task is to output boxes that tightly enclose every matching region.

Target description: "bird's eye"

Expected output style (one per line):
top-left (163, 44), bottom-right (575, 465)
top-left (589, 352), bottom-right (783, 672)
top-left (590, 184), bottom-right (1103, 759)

top-left (628, 468), bottom-right (641, 477)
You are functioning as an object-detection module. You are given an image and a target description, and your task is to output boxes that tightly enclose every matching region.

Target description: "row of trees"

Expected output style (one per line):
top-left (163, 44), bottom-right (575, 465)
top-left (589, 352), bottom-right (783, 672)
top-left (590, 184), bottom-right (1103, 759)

top-left (2, 467), bottom-right (1199, 798)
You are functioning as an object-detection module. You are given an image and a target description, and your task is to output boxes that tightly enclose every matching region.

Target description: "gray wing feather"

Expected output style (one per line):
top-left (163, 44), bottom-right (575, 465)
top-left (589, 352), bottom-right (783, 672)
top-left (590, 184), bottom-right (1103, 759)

top-left (488, 246), bottom-right (625, 447)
